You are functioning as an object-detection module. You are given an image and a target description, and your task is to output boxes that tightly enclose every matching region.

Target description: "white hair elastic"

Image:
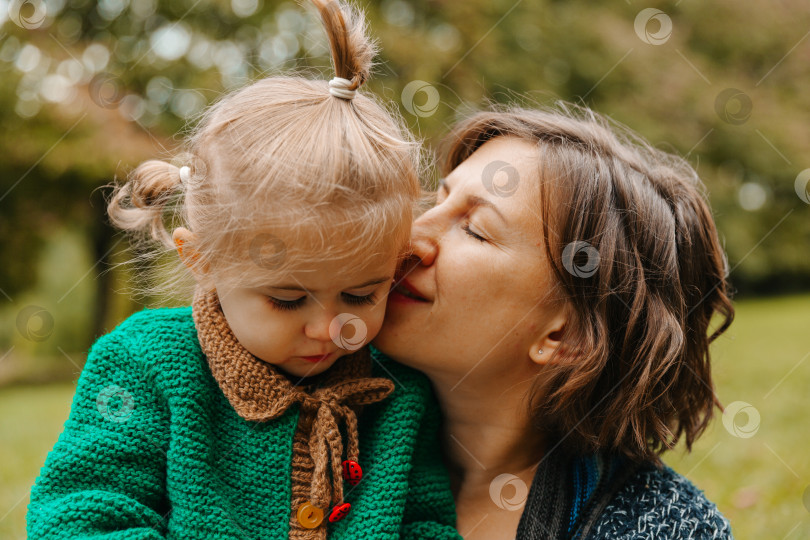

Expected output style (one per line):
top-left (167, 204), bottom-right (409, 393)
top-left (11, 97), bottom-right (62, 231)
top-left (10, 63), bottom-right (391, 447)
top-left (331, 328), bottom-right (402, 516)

top-left (328, 77), bottom-right (357, 100)
top-left (178, 165), bottom-right (191, 185)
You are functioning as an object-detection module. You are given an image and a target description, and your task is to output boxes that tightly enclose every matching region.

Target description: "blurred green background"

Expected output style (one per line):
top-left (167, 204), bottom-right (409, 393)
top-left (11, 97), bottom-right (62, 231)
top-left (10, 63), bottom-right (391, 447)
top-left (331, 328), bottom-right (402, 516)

top-left (1, 0), bottom-right (809, 538)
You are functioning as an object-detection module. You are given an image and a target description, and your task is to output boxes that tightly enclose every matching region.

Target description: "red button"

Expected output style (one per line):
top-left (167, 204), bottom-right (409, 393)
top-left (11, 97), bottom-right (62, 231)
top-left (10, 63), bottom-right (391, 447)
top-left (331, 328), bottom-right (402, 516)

top-left (328, 502), bottom-right (351, 523)
top-left (342, 460), bottom-right (363, 485)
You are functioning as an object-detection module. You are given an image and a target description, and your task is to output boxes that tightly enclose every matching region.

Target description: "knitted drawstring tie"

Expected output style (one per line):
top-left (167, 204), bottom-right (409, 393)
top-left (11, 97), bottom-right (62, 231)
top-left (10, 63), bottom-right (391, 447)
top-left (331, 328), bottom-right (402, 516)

top-left (191, 286), bottom-right (394, 523)
top-left (299, 379), bottom-right (391, 508)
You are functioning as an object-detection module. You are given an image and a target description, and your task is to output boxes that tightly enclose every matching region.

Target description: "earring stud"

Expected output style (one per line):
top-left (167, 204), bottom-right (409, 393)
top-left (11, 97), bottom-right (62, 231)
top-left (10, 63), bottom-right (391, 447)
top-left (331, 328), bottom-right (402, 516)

top-left (538, 349), bottom-right (544, 355)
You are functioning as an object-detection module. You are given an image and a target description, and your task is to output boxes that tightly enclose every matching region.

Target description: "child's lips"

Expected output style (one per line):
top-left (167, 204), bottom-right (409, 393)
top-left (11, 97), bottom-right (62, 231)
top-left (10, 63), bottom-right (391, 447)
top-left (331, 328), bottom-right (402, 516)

top-left (299, 352), bottom-right (333, 363)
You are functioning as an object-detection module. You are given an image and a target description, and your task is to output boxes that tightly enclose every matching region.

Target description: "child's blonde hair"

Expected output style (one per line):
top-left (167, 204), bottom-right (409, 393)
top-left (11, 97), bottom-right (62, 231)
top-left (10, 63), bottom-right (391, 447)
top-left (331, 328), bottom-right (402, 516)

top-left (106, 0), bottom-right (422, 301)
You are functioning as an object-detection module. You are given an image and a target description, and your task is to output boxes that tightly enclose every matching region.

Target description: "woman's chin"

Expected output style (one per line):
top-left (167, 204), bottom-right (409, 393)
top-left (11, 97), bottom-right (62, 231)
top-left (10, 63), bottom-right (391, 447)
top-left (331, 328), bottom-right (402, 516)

top-left (370, 327), bottom-right (398, 357)
top-left (372, 326), bottom-right (418, 366)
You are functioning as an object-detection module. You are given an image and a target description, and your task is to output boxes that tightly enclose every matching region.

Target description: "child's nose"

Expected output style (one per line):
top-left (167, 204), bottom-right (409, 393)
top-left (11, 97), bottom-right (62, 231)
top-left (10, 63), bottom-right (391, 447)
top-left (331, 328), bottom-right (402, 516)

top-left (304, 310), bottom-right (335, 343)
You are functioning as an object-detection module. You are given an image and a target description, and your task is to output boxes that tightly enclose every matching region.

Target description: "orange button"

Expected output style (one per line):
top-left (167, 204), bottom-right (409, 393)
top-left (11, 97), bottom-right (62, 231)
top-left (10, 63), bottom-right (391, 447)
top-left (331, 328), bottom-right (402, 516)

top-left (297, 502), bottom-right (324, 528)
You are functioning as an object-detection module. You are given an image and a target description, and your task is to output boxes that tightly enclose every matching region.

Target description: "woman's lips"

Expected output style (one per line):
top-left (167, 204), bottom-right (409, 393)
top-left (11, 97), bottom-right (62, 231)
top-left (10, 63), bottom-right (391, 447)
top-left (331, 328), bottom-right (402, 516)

top-left (389, 279), bottom-right (430, 303)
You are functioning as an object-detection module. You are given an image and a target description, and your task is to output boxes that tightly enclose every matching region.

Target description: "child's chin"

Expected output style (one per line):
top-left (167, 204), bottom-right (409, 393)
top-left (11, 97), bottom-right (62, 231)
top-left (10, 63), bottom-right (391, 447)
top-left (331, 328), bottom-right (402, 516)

top-left (280, 358), bottom-right (338, 379)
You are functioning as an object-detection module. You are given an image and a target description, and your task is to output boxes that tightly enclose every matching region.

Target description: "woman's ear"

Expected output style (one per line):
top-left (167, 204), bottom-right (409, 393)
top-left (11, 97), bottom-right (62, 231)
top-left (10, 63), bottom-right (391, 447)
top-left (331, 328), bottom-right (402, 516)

top-left (172, 227), bottom-right (207, 277)
top-left (528, 315), bottom-right (566, 366)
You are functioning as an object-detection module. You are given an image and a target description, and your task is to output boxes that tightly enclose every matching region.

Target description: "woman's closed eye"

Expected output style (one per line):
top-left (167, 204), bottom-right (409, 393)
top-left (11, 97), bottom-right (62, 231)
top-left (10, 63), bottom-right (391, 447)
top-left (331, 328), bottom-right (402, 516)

top-left (436, 179), bottom-right (494, 244)
top-left (462, 222), bottom-right (487, 242)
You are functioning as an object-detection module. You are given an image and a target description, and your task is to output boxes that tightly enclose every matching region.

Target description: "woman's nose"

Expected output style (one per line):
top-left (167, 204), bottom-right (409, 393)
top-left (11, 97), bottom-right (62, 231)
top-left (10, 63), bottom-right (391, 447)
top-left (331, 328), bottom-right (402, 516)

top-left (409, 215), bottom-right (439, 267)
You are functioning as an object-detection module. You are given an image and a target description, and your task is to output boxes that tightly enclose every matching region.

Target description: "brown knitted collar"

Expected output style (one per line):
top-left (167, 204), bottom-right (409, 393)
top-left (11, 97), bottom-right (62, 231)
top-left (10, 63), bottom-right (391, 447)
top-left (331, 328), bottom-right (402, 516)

top-left (191, 286), bottom-right (394, 531)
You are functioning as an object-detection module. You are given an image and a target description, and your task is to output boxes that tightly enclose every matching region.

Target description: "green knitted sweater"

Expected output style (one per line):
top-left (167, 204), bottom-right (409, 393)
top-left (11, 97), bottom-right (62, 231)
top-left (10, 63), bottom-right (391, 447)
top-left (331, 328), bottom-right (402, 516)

top-left (26, 305), bottom-right (462, 539)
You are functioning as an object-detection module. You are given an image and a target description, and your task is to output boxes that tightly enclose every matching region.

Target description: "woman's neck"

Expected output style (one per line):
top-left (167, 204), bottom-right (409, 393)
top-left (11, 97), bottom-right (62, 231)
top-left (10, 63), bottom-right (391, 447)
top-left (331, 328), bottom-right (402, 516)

top-left (430, 371), bottom-right (545, 495)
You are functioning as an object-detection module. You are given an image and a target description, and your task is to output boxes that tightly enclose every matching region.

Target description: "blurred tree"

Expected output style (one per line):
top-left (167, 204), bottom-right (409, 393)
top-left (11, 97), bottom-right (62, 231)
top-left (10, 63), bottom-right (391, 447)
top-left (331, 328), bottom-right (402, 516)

top-left (0, 0), bottom-right (808, 352)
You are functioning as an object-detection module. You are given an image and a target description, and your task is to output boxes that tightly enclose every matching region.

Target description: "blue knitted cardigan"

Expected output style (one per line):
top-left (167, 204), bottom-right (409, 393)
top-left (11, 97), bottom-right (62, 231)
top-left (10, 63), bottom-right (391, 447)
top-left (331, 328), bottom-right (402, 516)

top-left (516, 449), bottom-right (733, 539)
top-left (584, 462), bottom-right (734, 539)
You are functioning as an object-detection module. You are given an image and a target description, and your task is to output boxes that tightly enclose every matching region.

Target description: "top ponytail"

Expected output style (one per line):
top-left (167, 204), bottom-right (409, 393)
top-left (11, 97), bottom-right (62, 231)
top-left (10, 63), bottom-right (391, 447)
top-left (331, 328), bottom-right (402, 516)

top-left (310, 0), bottom-right (376, 91)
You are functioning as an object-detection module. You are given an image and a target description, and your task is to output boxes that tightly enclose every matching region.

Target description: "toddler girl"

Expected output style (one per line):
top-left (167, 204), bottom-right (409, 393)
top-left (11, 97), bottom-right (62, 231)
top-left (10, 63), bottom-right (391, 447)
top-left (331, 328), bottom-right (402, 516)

top-left (26, 1), bottom-right (460, 538)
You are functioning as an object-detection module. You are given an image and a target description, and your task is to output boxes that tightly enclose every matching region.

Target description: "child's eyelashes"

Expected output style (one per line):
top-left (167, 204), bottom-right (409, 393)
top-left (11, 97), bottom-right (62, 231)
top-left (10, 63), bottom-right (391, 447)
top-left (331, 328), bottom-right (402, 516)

top-left (266, 292), bottom-right (377, 311)
top-left (343, 292), bottom-right (377, 306)
top-left (267, 296), bottom-right (305, 311)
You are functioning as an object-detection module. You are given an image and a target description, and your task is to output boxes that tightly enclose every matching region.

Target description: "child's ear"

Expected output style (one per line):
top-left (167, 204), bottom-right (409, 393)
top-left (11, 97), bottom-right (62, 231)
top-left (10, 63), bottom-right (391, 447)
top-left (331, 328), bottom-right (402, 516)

top-left (172, 227), bottom-right (207, 277)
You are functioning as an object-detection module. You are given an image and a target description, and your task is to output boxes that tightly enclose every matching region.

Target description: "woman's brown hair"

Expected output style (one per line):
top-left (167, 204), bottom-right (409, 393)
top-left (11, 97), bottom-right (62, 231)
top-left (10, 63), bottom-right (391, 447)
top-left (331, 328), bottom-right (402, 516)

top-left (440, 103), bottom-right (735, 463)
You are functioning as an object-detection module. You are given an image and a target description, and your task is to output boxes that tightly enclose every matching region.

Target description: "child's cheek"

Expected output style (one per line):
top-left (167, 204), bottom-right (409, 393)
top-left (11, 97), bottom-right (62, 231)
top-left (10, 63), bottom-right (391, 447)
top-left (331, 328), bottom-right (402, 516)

top-left (363, 304), bottom-right (388, 344)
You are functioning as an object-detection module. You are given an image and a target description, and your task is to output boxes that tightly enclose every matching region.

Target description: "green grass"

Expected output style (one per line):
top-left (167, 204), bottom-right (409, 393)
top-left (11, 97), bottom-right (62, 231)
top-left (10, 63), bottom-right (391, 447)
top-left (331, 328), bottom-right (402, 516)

top-left (0, 382), bottom-right (76, 540)
top-left (1, 294), bottom-right (809, 539)
top-left (666, 293), bottom-right (810, 539)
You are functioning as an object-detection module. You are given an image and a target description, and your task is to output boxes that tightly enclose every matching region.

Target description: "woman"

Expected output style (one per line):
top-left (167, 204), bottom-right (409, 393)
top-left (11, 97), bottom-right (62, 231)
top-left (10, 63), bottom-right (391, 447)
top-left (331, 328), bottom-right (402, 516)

top-left (373, 103), bottom-right (735, 539)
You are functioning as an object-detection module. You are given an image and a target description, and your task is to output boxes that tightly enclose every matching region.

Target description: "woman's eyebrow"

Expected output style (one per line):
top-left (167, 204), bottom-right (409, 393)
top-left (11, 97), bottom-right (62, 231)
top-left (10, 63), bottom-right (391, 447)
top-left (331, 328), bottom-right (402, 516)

top-left (439, 177), bottom-right (507, 224)
top-left (467, 195), bottom-right (507, 223)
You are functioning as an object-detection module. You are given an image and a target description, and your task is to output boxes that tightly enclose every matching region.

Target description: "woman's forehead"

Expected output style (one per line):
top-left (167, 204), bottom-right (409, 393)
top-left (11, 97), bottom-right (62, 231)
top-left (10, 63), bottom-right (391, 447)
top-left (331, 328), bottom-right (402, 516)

top-left (453, 136), bottom-right (537, 171)
top-left (445, 137), bottom-right (545, 231)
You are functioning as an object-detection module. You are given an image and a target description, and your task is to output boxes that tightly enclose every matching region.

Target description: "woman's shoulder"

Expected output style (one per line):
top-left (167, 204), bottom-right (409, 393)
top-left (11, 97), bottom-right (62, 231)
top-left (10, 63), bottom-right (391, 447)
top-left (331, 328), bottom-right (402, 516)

top-left (591, 462), bottom-right (733, 539)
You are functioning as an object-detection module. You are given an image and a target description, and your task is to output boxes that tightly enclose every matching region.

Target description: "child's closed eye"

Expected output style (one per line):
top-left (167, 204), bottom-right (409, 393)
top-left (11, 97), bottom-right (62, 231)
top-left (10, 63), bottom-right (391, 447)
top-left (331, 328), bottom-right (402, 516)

top-left (267, 296), bottom-right (306, 311)
top-left (266, 292), bottom-right (377, 311)
top-left (341, 292), bottom-right (376, 306)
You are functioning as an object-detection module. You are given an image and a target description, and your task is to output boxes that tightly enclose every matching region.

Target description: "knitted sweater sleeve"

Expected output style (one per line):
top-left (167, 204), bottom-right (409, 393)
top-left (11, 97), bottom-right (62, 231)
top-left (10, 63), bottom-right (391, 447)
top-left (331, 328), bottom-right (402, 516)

top-left (26, 330), bottom-right (170, 539)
